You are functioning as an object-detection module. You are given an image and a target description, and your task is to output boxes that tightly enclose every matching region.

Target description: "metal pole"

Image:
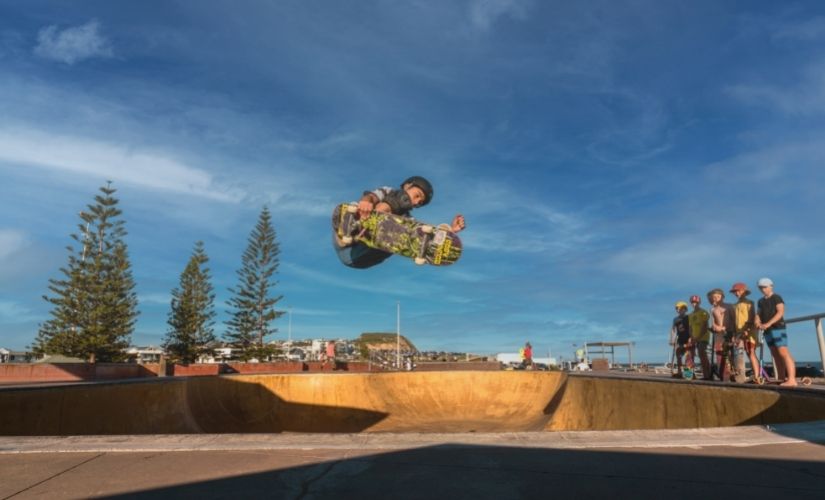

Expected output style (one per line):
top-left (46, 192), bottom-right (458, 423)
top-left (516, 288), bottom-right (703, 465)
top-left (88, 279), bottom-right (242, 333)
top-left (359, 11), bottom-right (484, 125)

top-left (816, 318), bottom-right (825, 372)
top-left (287, 307), bottom-right (292, 360)
top-left (396, 302), bottom-right (401, 370)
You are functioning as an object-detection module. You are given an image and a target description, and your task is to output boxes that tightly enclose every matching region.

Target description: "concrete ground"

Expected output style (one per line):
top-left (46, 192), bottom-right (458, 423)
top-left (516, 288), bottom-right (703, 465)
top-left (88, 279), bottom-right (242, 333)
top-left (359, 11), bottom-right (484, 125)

top-left (2, 421), bottom-right (825, 499)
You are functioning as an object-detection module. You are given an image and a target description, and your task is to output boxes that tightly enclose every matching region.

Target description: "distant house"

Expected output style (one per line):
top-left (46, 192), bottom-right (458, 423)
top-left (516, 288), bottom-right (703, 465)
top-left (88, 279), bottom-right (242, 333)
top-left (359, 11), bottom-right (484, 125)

top-left (1, 348), bottom-right (34, 363)
top-left (125, 346), bottom-right (165, 364)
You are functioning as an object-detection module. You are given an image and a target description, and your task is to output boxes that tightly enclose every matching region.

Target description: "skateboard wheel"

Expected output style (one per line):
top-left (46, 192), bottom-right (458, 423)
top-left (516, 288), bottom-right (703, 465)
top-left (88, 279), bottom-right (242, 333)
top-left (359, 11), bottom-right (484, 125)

top-left (801, 377), bottom-right (812, 386)
top-left (341, 236), bottom-right (353, 245)
top-left (414, 257), bottom-right (426, 265)
top-left (420, 225), bottom-right (433, 234)
top-left (346, 204), bottom-right (358, 213)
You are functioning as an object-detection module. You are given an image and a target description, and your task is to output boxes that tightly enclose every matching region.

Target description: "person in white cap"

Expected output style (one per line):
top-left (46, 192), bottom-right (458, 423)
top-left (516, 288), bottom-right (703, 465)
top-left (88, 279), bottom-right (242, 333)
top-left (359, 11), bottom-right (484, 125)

top-left (755, 278), bottom-right (796, 386)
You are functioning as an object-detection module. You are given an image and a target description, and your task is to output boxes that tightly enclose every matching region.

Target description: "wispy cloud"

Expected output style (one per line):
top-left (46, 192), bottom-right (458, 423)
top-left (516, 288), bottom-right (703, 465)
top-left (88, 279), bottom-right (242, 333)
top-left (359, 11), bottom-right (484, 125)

top-left (450, 180), bottom-right (593, 255)
top-left (137, 293), bottom-right (170, 306)
top-left (0, 127), bottom-right (243, 202)
top-left (34, 20), bottom-right (113, 65)
top-left (602, 233), bottom-right (811, 285)
top-left (727, 59), bottom-right (825, 115)
top-left (283, 262), bottom-right (420, 297)
top-left (771, 16), bottom-right (825, 42)
top-left (0, 229), bottom-right (27, 261)
top-left (0, 300), bottom-right (39, 324)
top-left (469, 0), bottom-right (532, 32)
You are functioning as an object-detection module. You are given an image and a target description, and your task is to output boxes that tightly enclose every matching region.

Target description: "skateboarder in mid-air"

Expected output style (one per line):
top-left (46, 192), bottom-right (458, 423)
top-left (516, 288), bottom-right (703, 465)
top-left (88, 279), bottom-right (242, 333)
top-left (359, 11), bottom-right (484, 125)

top-left (333, 176), bottom-right (466, 269)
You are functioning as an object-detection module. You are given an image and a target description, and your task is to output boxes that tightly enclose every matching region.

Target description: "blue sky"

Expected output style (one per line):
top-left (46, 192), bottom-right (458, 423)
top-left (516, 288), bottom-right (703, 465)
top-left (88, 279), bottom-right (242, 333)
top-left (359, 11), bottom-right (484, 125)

top-left (2, 1), bottom-right (825, 363)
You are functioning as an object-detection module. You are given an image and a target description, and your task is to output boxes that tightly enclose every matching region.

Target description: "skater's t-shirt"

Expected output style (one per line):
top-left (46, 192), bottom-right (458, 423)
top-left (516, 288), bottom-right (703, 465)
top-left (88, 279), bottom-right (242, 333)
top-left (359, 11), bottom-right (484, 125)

top-left (673, 315), bottom-right (690, 345)
top-left (757, 294), bottom-right (786, 331)
top-left (688, 308), bottom-right (710, 343)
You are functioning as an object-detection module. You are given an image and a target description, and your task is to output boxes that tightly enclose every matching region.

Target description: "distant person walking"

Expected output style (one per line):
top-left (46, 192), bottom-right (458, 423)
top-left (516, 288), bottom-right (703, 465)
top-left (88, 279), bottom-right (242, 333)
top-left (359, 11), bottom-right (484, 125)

top-left (755, 278), bottom-right (797, 386)
top-left (521, 342), bottom-right (533, 369)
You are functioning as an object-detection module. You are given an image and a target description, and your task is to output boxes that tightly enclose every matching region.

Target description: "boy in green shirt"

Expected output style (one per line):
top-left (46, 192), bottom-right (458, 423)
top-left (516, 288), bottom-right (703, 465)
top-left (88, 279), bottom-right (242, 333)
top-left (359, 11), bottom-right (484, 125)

top-left (688, 295), bottom-right (711, 380)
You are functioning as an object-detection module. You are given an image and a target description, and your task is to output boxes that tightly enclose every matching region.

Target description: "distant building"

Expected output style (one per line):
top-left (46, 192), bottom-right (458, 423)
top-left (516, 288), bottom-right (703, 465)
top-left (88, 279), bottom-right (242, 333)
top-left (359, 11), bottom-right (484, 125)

top-left (0, 348), bottom-right (33, 363)
top-left (125, 346), bottom-right (165, 364)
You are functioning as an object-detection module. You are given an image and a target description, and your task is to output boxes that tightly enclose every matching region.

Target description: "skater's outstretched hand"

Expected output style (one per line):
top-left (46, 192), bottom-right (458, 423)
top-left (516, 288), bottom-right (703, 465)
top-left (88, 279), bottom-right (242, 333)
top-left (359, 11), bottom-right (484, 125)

top-left (451, 214), bottom-right (466, 233)
top-left (358, 199), bottom-right (374, 219)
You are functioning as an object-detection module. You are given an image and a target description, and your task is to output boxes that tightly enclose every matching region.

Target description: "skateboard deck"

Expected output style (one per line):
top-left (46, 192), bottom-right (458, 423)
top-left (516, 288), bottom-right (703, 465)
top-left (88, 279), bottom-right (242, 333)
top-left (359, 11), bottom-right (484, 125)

top-left (333, 202), bottom-right (462, 266)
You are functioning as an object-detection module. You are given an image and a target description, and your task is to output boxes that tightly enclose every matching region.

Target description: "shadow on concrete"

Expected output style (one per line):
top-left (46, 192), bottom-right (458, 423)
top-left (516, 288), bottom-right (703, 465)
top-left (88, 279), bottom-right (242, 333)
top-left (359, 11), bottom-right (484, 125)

top-left (98, 444), bottom-right (825, 499)
top-left (184, 376), bottom-right (390, 433)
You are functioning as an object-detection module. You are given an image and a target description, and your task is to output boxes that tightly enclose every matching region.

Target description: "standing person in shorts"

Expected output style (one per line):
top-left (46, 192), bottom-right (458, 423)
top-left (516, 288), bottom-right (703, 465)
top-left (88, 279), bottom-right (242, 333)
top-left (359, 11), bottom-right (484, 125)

top-left (755, 278), bottom-right (797, 386)
top-left (709, 288), bottom-right (735, 381)
top-left (688, 295), bottom-right (711, 380)
top-left (730, 282), bottom-right (760, 383)
top-left (672, 302), bottom-right (691, 377)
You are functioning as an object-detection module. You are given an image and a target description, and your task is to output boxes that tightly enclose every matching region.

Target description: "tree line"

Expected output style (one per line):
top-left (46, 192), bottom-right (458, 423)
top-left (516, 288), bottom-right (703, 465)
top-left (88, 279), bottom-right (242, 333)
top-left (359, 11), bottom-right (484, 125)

top-left (32, 183), bottom-right (284, 363)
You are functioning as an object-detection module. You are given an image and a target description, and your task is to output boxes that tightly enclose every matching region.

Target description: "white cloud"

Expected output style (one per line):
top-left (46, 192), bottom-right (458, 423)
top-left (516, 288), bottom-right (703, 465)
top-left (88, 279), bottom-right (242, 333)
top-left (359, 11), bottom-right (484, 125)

top-left (283, 262), bottom-right (420, 297)
top-left (0, 229), bottom-right (27, 261)
top-left (469, 0), bottom-right (532, 32)
top-left (602, 234), bottom-right (810, 285)
top-left (0, 127), bottom-right (243, 202)
top-left (448, 180), bottom-right (592, 256)
top-left (34, 20), bottom-right (113, 65)
top-left (727, 59), bottom-right (825, 115)
top-left (138, 293), bottom-right (171, 306)
top-left (703, 139), bottom-right (825, 186)
top-left (772, 16), bottom-right (825, 42)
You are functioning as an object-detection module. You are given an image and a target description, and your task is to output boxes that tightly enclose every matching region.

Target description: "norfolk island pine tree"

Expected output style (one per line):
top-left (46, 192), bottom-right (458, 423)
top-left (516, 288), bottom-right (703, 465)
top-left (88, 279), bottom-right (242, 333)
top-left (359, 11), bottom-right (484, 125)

top-left (224, 206), bottom-right (284, 360)
top-left (32, 182), bottom-right (138, 363)
top-left (163, 241), bottom-right (217, 364)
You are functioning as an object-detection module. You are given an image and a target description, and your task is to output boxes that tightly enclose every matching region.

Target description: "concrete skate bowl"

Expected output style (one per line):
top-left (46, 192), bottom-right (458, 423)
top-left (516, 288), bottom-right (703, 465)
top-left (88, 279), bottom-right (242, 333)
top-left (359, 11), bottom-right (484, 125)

top-left (2, 371), bottom-right (825, 435)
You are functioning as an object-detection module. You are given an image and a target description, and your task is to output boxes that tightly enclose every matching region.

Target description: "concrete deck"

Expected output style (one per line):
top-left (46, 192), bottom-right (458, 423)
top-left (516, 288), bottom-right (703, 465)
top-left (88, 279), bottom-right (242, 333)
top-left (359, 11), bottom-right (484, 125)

top-left (2, 422), bottom-right (825, 499)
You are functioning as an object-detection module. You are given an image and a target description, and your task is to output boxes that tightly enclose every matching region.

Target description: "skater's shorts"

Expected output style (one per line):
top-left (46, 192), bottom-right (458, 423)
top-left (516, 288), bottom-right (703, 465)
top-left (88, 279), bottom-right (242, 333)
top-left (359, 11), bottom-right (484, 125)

top-left (764, 328), bottom-right (788, 348)
top-left (694, 340), bottom-right (708, 351)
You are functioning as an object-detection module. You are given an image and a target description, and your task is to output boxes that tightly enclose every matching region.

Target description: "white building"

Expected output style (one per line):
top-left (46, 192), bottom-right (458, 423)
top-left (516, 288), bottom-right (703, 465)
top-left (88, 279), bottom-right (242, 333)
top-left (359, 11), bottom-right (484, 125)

top-left (125, 346), bottom-right (165, 364)
top-left (0, 348), bottom-right (32, 363)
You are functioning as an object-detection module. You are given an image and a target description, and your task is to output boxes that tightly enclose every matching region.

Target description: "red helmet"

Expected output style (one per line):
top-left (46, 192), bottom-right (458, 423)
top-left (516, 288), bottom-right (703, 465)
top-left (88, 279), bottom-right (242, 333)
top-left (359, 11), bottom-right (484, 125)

top-left (690, 295), bottom-right (701, 304)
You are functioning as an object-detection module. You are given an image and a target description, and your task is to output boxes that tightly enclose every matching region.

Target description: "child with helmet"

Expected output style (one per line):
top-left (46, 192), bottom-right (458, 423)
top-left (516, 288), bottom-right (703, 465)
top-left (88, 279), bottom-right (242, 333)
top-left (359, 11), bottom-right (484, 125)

top-left (333, 176), bottom-right (466, 269)
top-left (671, 301), bottom-right (691, 377)
top-left (730, 282), bottom-right (758, 383)
top-left (709, 288), bottom-right (736, 381)
top-left (688, 295), bottom-right (711, 380)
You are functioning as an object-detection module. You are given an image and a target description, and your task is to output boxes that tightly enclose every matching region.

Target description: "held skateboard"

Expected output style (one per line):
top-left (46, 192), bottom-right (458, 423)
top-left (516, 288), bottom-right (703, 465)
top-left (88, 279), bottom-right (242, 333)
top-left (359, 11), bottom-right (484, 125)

top-left (333, 202), bottom-right (462, 266)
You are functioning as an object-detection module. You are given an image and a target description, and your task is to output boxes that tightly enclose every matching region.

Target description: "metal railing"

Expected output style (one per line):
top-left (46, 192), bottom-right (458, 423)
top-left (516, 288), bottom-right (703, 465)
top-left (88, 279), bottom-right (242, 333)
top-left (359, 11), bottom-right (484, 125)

top-left (785, 312), bottom-right (825, 369)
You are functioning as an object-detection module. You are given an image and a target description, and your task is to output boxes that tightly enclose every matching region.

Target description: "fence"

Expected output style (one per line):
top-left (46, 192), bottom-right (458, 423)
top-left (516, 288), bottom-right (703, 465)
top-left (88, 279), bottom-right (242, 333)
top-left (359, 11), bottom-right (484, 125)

top-left (785, 312), bottom-right (825, 369)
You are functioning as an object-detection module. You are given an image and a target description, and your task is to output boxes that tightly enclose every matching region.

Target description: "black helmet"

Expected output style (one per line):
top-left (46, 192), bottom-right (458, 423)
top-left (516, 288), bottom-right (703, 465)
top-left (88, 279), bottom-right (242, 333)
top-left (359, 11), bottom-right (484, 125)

top-left (402, 176), bottom-right (433, 206)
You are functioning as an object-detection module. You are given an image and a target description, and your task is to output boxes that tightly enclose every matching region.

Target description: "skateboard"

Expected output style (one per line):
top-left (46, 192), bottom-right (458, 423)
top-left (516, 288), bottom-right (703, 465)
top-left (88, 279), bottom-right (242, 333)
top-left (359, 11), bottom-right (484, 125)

top-left (333, 202), bottom-right (462, 266)
top-left (682, 365), bottom-right (694, 380)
